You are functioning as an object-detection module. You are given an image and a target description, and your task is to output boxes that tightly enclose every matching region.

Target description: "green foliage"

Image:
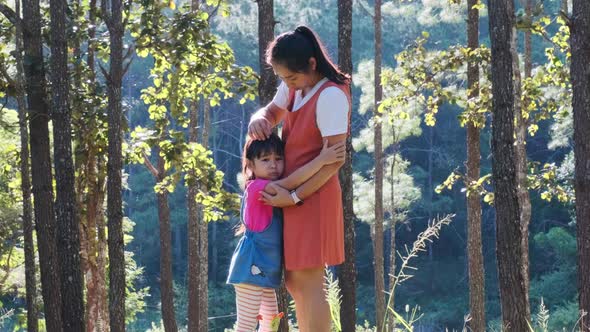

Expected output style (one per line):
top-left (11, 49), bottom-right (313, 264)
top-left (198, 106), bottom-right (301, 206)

top-left (128, 2), bottom-right (255, 222)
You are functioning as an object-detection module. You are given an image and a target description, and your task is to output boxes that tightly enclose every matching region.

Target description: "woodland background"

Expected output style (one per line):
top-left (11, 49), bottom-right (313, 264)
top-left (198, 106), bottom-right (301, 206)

top-left (0, 0), bottom-right (589, 331)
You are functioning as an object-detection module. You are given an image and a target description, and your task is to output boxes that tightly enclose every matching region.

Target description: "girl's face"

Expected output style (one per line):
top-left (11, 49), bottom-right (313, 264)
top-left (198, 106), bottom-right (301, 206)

top-left (272, 60), bottom-right (318, 90)
top-left (249, 152), bottom-right (284, 181)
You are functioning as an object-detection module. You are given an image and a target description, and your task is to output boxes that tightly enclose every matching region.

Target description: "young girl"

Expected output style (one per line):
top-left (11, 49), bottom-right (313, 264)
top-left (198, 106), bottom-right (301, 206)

top-left (227, 133), bottom-right (344, 331)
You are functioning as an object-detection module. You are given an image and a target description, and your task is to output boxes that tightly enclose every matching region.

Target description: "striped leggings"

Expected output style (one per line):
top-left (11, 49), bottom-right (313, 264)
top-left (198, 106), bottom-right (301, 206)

top-left (234, 283), bottom-right (278, 332)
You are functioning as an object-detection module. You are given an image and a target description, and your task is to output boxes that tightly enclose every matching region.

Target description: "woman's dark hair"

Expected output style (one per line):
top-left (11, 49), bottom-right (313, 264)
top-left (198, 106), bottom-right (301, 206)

top-left (242, 132), bottom-right (285, 182)
top-left (266, 25), bottom-right (351, 85)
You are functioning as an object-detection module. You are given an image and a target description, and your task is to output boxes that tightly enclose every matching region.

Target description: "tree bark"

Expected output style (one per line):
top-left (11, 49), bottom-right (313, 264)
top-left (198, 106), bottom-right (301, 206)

top-left (50, 0), bottom-right (86, 328)
top-left (104, 0), bottom-right (126, 328)
top-left (22, 0), bottom-right (63, 329)
top-left (187, 98), bottom-right (201, 332)
top-left (256, 0), bottom-right (276, 106)
top-left (155, 153), bottom-right (178, 332)
top-left (570, 0), bottom-right (590, 330)
top-left (514, 0), bottom-right (533, 297)
top-left (466, 1), bottom-right (486, 331)
top-left (198, 100), bottom-right (211, 332)
top-left (373, 0), bottom-right (385, 330)
top-left (14, 0), bottom-right (38, 328)
top-left (488, 0), bottom-right (531, 330)
top-left (337, 1), bottom-right (356, 331)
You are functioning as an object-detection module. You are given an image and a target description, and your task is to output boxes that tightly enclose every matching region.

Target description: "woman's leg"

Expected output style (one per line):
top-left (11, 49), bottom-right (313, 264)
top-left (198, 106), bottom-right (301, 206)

top-left (234, 284), bottom-right (263, 332)
top-left (258, 288), bottom-right (278, 332)
top-left (285, 267), bottom-right (331, 332)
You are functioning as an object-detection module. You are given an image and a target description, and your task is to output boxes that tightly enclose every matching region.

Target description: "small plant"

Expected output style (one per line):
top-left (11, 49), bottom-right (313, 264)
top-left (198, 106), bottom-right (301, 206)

top-left (536, 298), bottom-right (550, 332)
top-left (325, 267), bottom-right (343, 331)
top-left (383, 214), bottom-right (455, 332)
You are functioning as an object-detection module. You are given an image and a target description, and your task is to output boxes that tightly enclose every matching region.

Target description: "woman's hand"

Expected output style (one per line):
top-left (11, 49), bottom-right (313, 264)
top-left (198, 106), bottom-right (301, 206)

top-left (317, 139), bottom-right (346, 165)
top-left (259, 183), bottom-right (294, 208)
top-left (248, 116), bottom-right (273, 140)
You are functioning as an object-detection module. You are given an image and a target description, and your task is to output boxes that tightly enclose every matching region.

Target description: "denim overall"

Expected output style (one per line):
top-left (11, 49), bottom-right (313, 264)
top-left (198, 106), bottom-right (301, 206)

top-left (227, 201), bottom-right (283, 289)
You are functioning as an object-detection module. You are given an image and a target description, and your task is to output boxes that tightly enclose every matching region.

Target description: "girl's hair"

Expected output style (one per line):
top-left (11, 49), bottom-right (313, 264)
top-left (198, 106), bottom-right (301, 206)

top-left (241, 132), bottom-right (285, 182)
top-left (266, 25), bottom-right (351, 85)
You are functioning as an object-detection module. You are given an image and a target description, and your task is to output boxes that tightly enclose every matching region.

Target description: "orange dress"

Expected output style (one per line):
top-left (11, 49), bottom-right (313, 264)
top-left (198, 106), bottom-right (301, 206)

top-left (281, 80), bottom-right (351, 270)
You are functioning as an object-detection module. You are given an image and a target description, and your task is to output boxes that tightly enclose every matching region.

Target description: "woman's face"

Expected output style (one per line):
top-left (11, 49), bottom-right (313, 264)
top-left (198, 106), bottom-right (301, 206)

top-left (272, 59), bottom-right (318, 90)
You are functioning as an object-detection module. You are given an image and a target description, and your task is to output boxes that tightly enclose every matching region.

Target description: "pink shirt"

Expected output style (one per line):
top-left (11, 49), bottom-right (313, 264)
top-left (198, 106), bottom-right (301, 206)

top-left (243, 179), bottom-right (273, 232)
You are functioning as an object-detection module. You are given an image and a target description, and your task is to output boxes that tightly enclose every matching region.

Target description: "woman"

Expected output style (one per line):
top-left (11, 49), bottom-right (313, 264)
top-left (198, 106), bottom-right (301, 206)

top-left (248, 25), bottom-right (351, 332)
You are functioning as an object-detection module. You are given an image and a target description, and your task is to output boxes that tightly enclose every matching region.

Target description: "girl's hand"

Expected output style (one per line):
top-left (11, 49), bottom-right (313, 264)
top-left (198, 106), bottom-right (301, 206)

top-left (248, 117), bottom-right (273, 140)
top-left (260, 183), bottom-right (294, 208)
top-left (317, 139), bottom-right (346, 165)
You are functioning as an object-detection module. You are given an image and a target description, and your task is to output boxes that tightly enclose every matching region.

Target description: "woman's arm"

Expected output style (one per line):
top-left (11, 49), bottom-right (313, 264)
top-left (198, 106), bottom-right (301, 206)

top-left (260, 134), bottom-right (347, 207)
top-left (248, 102), bottom-right (287, 140)
top-left (271, 139), bottom-right (345, 191)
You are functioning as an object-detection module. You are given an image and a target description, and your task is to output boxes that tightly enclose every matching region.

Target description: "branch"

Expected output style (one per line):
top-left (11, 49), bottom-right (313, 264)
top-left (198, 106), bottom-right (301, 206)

top-left (100, 0), bottom-right (113, 30)
top-left (122, 56), bottom-right (134, 76)
top-left (0, 4), bottom-right (21, 27)
top-left (98, 63), bottom-right (110, 82)
top-left (207, 0), bottom-right (222, 22)
top-left (355, 0), bottom-right (374, 19)
top-left (143, 152), bottom-right (159, 178)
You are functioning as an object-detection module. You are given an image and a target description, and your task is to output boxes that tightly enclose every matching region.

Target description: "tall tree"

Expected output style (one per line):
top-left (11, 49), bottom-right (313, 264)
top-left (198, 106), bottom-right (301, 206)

top-left (13, 0), bottom-right (38, 329)
top-left (512, 0), bottom-right (531, 296)
top-left (199, 99), bottom-right (211, 332)
top-left (373, 0), bottom-right (385, 330)
top-left (144, 149), bottom-right (178, 332)
top-left (488, 0), bottom-right (531, 330)
top-left (337, 0), bottom-right (356, 331)
top-left (102, 0), bottom-right (126, 328)
top-left (21, 0), bottom-right (63, 329)
top-left (570, 0), bottom-right (590, 330)
top-left (466, 0), bottom-right (485, 331)
top-left (187, 0), bottom-right (202, 328)
top-left (256, 0), bottom-right (276, 106)
top-left (254, 1), bottom-right (289, 330)
top-left (50, 0), bottom-right (86, 328)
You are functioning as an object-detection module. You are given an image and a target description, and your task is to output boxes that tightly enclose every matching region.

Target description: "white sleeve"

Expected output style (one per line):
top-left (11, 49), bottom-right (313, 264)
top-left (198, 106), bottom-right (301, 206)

top-left (316, 87), bottom-right (350, 137)
top-left (271, 81), bottom-right (289, 110)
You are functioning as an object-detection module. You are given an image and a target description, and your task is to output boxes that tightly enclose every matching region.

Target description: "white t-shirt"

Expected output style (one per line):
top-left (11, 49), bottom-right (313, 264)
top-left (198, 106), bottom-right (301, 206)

top-left (272, 78), bottom-right (349, 137)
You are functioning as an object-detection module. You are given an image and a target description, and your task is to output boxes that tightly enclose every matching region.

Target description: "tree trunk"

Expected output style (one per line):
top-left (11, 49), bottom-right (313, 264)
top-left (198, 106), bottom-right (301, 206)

top-left (514, 0), bottom-right (533, 297)
top-left (96, 173), bottom-right (109, 332)
top-left (337, 1), bottom-right (356, 331)
top-left (50, 0), bottom-right (86, 328)
top-left (14, 1), bottom-right (38, 328)
top-left (198, 100), bottom-right (211, 332)
top-left (386, 147), bottom-right (397, 332)
top-left (570, 1), bottom-right (590, 330)
top-left (156, 153), bottom-right (178, 332)
top-left (373, 0), bottom-right (385, 330)
top-left (187, 98), bottom-right (201, 332)
top-left (561, 0), bottom-right (568, 13)
top-left (512, 13), bottom-right (531, 301)
top-left (86, 150), bottom-right (103, 332)
top-left (466, 1), bottom-right (486, 331)
top-left (488, 1), bottom-right (531, 330)
top-left (256, 0), bottom-right (276, 106)
top-left (104, 0), bottom-right (126, 328)
top-left (22, 0), bottom-right (63, 329)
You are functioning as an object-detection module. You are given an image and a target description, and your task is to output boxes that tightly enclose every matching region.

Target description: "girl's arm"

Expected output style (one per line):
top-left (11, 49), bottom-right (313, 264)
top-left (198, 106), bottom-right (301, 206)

top-left (248, 102), bottom-right (287, 140)
top-left (261, 134), bottom-right (347, 207)
top-left (270, 139), bottom-right (345, 191)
